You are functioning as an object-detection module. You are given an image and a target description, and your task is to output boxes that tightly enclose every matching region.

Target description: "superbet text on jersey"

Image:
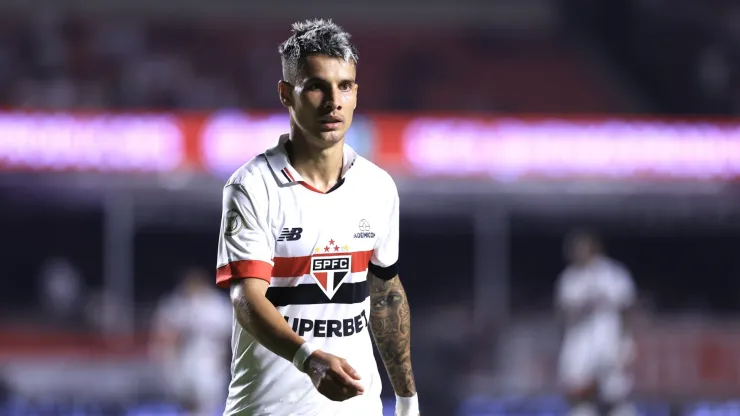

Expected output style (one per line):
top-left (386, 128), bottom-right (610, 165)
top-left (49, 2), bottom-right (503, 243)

top-left (216, 135), bottom-right (399, 416)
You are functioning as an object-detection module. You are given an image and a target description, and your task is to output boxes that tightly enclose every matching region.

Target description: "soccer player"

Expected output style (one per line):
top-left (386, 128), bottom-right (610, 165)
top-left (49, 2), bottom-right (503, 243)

top-left (215, 19), bottom-right (419, 416)
top-left (151, 268), bottom-right (233, 416)
top-left (555, 230), bottom-right (637, 416)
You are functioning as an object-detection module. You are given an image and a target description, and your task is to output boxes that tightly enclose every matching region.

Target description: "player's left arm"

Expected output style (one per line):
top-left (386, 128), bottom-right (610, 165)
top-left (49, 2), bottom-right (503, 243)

top-left (369, 272), bottom-right (416, 396)
top-left (367, 177), bottom-right (419, 415)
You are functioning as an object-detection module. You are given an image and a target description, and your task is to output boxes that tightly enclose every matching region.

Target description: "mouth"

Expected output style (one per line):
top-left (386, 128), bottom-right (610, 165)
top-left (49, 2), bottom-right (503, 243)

top-left (319, 116), bottom-right (344, 130)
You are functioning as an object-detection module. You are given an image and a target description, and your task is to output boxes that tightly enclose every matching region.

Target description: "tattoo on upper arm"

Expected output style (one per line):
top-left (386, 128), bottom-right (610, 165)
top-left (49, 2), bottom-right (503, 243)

top-left (369, 274), bottom-right (416, 396)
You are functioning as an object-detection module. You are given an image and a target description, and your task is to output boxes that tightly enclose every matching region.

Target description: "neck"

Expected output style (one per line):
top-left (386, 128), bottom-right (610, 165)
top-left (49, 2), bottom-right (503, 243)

top-left (288, 129), bottom-right (344, 193)
top-left (577, 254), bottom-right (599, 266)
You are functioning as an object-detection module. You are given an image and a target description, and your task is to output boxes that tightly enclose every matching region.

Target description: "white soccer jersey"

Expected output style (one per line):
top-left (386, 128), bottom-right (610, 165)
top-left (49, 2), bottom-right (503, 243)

top-left (556, 256), bottom-right (635, 339)
top-left (216, 135), bottom-right (399, 416)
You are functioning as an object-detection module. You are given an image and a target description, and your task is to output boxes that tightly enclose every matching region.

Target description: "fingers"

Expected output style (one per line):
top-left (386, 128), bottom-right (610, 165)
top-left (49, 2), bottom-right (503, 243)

top-left (317, 362), bottom-right (364, 401)
top-left (341, 360), bottom-right (362, 381)
top-left (332, 361), bottom-right (364, 393)
top-left (312, 354), bottom-right (365, 401)
top-left (332, 368), bottom-right (365, 394)
top-left (318, 377), bottom-right (363, 401)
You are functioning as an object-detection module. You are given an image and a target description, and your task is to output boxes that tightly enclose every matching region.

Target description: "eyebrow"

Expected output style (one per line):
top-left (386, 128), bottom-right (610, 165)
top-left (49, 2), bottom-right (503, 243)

top-left (303, 77), bottom-right (356, 85)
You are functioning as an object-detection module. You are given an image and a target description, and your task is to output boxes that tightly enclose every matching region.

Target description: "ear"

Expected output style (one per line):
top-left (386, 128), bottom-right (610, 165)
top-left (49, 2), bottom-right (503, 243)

top-left (277, 80), bottom-right (293, 108)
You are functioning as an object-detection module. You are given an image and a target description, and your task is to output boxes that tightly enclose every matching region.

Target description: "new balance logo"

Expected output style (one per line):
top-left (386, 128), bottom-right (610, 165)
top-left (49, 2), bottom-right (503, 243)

top-left (278, 227), bottom-right (303, 241)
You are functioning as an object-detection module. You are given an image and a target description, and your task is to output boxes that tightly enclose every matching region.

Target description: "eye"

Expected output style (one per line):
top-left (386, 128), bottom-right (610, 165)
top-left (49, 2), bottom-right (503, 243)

top-left (339, 82), bottom-right (353, 91)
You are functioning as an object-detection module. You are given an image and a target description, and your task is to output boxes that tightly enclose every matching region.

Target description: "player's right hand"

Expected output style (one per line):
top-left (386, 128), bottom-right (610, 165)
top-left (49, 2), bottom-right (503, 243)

top-left (304, 349), bottom-right (364, 401)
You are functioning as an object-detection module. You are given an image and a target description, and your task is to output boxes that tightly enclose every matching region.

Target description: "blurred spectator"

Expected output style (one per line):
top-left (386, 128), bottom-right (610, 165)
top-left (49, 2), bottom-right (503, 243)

top-left (37, 257), bottom-right (83, 329)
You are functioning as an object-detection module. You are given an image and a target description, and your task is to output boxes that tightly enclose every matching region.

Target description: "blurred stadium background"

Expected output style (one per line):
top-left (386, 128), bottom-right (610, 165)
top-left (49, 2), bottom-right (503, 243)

top-left (1, 0), bottom-right (740, 415)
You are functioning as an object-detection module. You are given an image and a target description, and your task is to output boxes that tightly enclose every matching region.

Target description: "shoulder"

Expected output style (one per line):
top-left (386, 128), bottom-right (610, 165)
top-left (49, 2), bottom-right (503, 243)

top-left (222, 152), bottom-right (272, 201)
top-left (557, 267), bottom-right (576, 285)
top-left (558, 265), bottom-right (588, 289)
top-left (155, 294), bottom-right (184, 321)
top-left (600, 257), bottom-right (630, 276)
top-left (352, 156), bottom-right (398, 196)
top-left (596, 257), bottom-right (634, 289)
top-left (225, 152), bottom-right (270, 188)
top-left (219, 153), bottom-right (275, 218)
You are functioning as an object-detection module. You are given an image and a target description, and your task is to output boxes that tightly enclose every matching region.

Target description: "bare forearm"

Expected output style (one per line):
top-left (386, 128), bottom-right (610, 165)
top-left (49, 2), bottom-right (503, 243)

top-left (231, 281), bottom-right (305, 362)
top-left (369, 275), bottom-right (416, 397)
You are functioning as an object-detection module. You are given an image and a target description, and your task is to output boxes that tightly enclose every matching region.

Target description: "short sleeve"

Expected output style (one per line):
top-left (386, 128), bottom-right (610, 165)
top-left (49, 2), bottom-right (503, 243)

top-left (369, 179), bottom-right (399, 280)
top-left (216, 183), bottom-right (274, 288)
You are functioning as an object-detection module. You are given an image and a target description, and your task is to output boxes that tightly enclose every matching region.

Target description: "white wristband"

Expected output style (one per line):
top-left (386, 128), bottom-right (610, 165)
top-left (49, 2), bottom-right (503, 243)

top-left (292, 342), bottom-right (316, 372)
top-left (395, 393), bottom-right (420, 416)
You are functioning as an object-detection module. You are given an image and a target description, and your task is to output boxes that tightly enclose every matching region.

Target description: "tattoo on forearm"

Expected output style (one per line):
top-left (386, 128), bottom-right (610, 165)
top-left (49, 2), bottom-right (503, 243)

top-left (369, 275), bottom-right (416, 397)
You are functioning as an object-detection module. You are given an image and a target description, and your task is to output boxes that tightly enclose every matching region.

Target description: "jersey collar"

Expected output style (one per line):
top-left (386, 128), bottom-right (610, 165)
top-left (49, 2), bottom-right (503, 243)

top-left (265, 134), bottom-right (358, 186)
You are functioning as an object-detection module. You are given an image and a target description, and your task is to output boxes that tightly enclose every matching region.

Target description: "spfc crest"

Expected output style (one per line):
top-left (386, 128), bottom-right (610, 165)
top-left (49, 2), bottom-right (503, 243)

top-left (310, 239), bottom-right (352, 299)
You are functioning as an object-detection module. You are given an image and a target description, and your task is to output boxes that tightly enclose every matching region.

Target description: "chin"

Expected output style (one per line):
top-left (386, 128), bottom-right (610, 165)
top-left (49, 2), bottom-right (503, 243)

top-left (315, 130), bottom-right (346, 145)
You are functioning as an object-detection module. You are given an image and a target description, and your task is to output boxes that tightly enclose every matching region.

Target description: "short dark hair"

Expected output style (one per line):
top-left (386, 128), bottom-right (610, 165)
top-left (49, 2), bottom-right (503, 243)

top-left (278, 19), bottom-right (359, 83)
top-left (565, 228), bottom-right (603, 251)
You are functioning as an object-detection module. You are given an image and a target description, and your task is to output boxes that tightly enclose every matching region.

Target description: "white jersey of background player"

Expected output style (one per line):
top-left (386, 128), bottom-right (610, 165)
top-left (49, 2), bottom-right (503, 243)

top-left (151, 268), bottom-right (233, 416)
top-left (555, 230), bottom-right (637, 416)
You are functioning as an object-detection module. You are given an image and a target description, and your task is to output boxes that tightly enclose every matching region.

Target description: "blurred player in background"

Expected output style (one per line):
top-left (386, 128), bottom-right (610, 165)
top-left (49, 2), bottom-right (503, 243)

top-left (555, 230), bottom-right (637, 416)
top-left (215, 19), bottom-right (419, 416)
top-left (151, 268), bottom-right (233, 416)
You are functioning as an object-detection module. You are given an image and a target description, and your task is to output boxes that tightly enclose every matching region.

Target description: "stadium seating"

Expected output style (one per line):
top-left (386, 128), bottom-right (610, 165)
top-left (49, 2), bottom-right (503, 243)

top-left (0, 17), bottom-right (631, 113)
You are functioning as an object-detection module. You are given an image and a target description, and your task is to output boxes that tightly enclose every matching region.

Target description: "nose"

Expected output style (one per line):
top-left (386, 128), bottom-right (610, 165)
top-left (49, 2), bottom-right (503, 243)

top-left (323, 87), bottom-right (343, 110)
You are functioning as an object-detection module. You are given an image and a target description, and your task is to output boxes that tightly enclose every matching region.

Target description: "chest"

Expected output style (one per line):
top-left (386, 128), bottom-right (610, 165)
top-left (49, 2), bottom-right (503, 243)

top-left (568, 270), bottom-right (616, 298)
top-left (268, 184), bottom-right (384, 258)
